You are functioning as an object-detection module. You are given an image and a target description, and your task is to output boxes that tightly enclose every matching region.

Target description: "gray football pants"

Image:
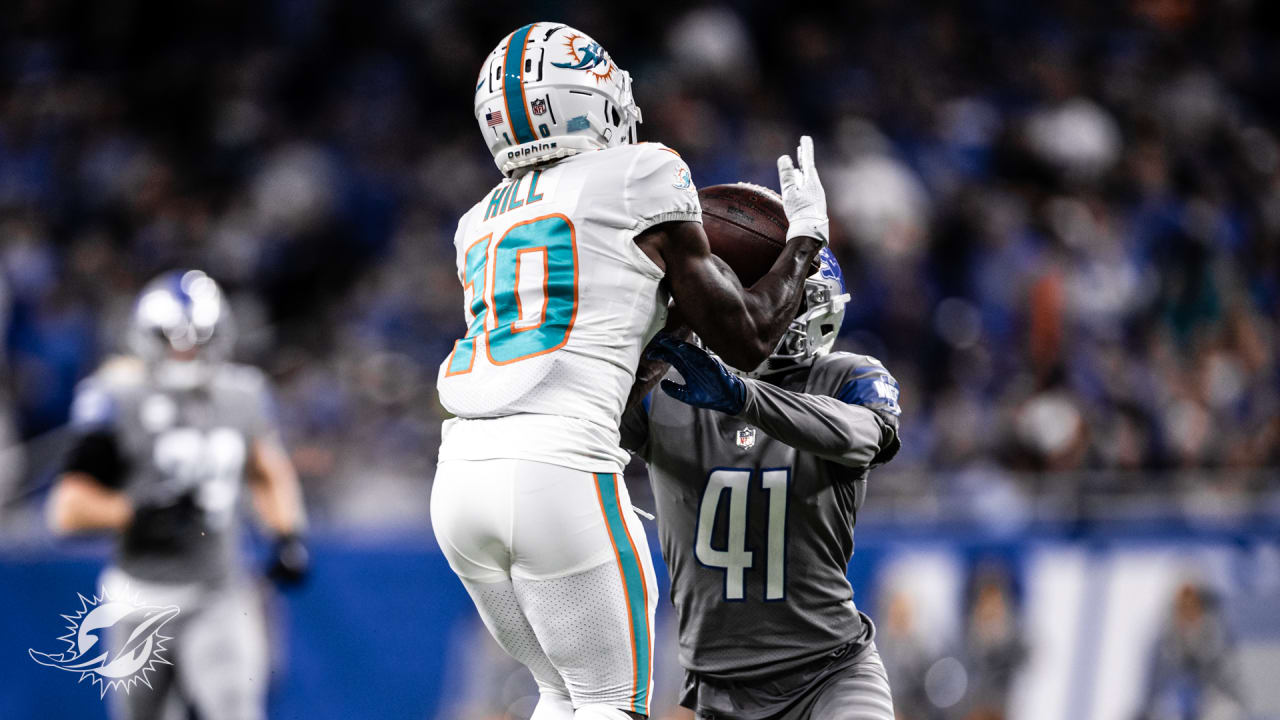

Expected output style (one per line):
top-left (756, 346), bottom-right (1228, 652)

top-left (101, 567), bottom-right (268, 720)
top-left (691, 645), bottom-right (894, 720)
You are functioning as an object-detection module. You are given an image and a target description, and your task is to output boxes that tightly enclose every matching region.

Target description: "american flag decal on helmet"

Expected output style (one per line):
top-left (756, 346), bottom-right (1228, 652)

top-left (485, 110), bottom-right (504, 127)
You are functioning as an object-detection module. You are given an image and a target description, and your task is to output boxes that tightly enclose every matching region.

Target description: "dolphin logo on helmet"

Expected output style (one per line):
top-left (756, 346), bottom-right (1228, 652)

top-left (552, 35), bottom-right (612, 78)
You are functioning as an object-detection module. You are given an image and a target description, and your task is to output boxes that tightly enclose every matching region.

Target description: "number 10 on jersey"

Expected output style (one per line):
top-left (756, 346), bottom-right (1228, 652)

top-left (696, 467), bottom-right (790, 601)
top-left (446, 214), bottom-right (579, 374)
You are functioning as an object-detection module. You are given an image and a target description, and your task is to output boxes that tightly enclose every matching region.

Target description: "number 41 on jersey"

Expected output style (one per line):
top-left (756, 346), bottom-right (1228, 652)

top-left (696, 467), bottom-right (790, 602)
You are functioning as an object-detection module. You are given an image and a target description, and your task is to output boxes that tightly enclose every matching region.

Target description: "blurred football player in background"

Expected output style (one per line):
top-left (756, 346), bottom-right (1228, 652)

top-left (622, 246), bottom-right (902, 719)
top-left (45, 269), bottom-right (308, 720)
top-left (960, 566), bottom-right (1027, 720)
top-left (431, 21), bottom-right (829, 720)
top-left (1139, 582), bottom-right (1246, 720)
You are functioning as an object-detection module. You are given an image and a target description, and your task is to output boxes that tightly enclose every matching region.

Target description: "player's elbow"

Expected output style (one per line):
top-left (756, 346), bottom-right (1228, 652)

top-left (46, 483), bottom-right (82, 536)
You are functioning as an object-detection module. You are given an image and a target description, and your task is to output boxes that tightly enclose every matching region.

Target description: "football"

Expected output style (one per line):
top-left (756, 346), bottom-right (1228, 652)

top-left (699, 183), bottom-right (819, 286)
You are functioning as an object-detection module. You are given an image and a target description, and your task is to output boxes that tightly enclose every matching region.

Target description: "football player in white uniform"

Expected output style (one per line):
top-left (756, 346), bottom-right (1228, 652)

top-left (431, 22), bottom-right (830, 720)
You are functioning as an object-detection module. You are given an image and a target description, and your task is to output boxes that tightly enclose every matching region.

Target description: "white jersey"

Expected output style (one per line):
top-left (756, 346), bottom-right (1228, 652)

top-left (436, 142), bottom-right (701, 473)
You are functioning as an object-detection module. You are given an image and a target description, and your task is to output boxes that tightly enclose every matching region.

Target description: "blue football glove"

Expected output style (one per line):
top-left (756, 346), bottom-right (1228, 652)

top-left (644, 334), bottom-right (746, 415)
top-left (267, 533), bottom-right (310, 587)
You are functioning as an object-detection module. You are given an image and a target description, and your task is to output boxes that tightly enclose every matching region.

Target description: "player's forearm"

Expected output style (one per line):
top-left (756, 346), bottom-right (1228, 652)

top-left (47, 473), bottom-right (134, 534)
top-left (627, 357), bottom-right (668, 413)
top-left (738, 236), bottom-right (823, 364)
top-left (660, 222), bottom-right (820, 370)
top-left (249, 438), bottom-right (307, 536)
top-left (736, 380), bottom-right (890, 467)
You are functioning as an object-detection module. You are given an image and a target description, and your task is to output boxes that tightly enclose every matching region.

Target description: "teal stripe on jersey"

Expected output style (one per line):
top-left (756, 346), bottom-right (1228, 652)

top-left (502, 24), bottom-right (537, 144)
top-left (594, 473), bottom-right (651, 714)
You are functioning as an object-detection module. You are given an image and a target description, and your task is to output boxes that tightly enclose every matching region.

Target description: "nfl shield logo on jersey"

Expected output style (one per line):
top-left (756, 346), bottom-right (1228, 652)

top-left (531, 98), bottom-right (547, 116)
top-left (735, 427), bottom-right (756, 450)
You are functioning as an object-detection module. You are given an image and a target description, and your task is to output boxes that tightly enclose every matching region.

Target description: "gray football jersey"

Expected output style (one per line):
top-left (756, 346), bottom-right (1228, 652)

top-left (621, 352), bottom-right (899, 681)
top-left (69, 359), bottom-right (277, 585)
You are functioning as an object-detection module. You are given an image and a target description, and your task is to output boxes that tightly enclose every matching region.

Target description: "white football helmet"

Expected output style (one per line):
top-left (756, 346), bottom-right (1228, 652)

top-left (129, 270), bottom-right (235, 389)
top-left (475, 23), bottom-right (642, 176)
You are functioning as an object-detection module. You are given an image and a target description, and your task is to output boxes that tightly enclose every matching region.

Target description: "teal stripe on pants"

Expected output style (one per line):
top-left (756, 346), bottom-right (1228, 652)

top-left (594, 472), bottom-right (650, 714)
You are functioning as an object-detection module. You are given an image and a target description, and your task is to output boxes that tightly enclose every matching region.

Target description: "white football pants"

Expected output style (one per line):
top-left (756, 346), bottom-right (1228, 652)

top-left (432, 458), bottom-right (658, 718)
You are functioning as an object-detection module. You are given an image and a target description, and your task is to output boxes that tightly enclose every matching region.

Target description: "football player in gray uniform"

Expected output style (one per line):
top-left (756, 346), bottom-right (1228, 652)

top-left (46, 270), bottom-right (308, 720)
top-left (621, 248), bottom-right (901, 720)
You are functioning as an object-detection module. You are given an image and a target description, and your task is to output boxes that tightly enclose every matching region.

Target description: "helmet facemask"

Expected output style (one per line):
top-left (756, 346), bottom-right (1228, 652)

top-left (612, 69), bottom-right (643, 146)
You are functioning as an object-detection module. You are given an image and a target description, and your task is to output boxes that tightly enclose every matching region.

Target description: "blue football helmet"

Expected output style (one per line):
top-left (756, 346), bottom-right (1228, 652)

top-left (129, 270), bottom-right (234, 388)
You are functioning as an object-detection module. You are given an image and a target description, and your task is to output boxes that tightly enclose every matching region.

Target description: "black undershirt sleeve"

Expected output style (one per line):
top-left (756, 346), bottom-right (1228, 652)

top-left (63, 430), bottom-right (129, 489)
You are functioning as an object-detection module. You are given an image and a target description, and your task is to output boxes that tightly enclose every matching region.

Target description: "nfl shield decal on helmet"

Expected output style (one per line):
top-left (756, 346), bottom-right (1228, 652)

top-left (531, 98), bottom-right (547, 116)
top-left (736, 427), bottom-right (756, 450)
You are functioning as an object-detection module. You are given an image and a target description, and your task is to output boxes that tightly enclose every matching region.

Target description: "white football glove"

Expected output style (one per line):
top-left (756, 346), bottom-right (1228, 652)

top-left (776, 135), bottom-right (830, 247)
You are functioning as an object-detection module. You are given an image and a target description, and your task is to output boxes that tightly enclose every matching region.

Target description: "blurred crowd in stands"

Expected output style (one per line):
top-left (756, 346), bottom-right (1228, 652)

top-left (2, 0), bottom-right (1278, 526)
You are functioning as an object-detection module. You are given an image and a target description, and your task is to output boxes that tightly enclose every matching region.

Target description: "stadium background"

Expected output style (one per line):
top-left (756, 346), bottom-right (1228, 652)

top-left (0, 0), bottom-right (1277, 718)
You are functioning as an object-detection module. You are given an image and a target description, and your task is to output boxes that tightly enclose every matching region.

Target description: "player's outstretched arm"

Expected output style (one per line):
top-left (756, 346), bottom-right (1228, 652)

top-left (634, 137), bottom-right (828, 371)
top-left (647, 336), bottom-right (902, 468)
